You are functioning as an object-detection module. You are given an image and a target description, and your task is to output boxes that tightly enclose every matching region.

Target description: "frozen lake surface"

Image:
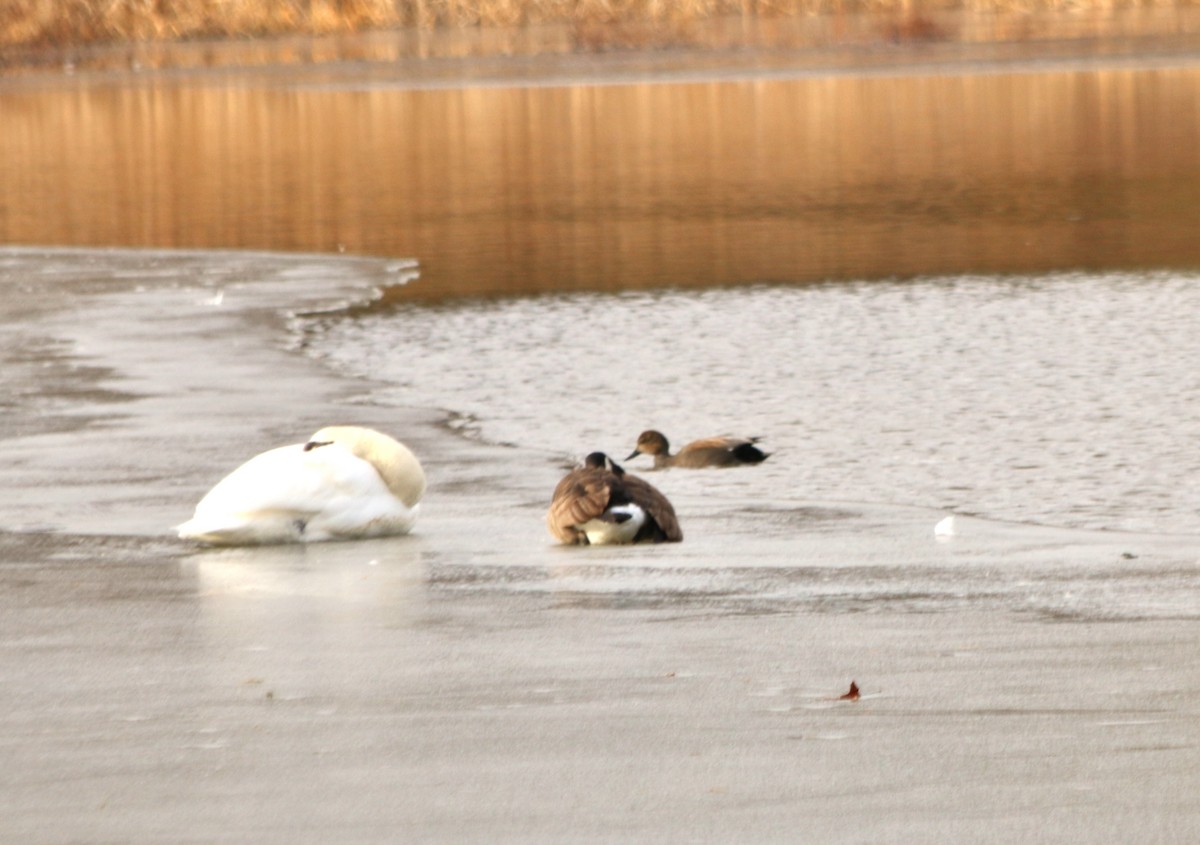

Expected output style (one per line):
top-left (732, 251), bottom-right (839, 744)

top-left (2, 247), bottom-right (1200, 844)
top-left (4, 247), bottom-right (1197, 626)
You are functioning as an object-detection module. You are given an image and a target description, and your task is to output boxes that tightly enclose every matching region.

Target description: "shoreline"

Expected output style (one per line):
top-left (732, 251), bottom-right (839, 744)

top-left (5, 8), bottom-right (1200, 83)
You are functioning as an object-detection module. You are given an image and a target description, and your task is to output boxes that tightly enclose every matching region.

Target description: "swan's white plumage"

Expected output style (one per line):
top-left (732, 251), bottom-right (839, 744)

top-left (177, 427), bottom-right (424, 546)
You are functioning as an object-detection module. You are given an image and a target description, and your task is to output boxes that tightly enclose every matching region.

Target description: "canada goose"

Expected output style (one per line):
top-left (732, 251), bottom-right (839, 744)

top-left (626, 429), bottom-right (768, 469)
top-left (547, 452), bottom-right (682, 545)
top-left (177, 425), bottom-right (425, 545)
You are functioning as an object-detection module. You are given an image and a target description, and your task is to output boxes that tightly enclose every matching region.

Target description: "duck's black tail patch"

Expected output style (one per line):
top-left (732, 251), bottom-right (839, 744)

top-left (732, 442), bottom-right (768, 463)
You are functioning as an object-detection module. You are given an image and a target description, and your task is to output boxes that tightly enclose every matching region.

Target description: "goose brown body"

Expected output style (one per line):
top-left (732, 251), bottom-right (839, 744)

top-left (626, 430), bottom-right (768, 469)
top-left (547, 452), bottom-right (682, 545)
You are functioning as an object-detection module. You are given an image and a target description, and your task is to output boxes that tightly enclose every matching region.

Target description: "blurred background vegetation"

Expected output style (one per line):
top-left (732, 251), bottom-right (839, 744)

top-left (4, 0), bottom-right (1199, 49)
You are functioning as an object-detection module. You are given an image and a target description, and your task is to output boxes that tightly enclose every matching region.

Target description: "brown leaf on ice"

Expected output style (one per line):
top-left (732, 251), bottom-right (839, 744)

top-left (839, 681), bottom-right (861, 701)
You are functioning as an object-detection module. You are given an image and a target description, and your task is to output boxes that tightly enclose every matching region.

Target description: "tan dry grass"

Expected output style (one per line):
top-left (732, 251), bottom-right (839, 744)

top-left (1, 0), bottom-right (1198, 48)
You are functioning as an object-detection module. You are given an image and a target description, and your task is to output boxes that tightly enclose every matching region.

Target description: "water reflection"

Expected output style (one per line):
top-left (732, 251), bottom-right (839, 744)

top-left (2, 64), bottom-right (1199, 298)
top-left (191, 540), bottom-right (425, 603)
top-left (181, 539), bottom-right (429, 708)
top-left (188, 540), bottom-right (427, 636)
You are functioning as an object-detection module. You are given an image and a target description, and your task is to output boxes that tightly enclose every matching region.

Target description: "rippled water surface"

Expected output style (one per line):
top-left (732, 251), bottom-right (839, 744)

top-left (307, 271), bottom-right (1200, 534)
top-left (4, 59), bottom-right (1200, 297)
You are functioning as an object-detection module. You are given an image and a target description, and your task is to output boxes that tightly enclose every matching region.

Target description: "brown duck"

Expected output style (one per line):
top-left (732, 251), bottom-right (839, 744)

top-left (626, 430), bottom-right (768, 469)
top-left (547, 452), bottom-right (683, 545)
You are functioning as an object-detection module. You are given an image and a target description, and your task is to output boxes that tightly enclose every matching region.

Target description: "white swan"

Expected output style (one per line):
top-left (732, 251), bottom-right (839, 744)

top-left (177, 426), bottom-right (425, 546)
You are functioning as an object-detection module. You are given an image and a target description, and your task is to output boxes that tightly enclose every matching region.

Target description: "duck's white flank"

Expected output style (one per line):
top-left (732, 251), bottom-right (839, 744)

top-left (177, 426), bottom-right (424, 546)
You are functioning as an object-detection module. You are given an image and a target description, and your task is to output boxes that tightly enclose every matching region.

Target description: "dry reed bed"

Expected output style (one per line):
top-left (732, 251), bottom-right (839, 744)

top-left (3, 0), bottom-right (1198, 49)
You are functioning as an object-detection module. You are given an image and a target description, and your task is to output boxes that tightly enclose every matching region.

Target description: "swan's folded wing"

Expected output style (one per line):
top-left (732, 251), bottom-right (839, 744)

top-left (179, 443), bottom-right (402, 544)
top-left (190, 444), bottom-right (366, 510)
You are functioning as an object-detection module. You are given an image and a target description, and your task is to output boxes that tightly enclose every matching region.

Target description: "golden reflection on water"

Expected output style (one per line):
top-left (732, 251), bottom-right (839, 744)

top-left (2, 66), bottom-right (1199, 300)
